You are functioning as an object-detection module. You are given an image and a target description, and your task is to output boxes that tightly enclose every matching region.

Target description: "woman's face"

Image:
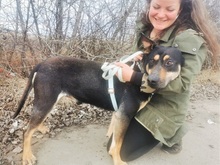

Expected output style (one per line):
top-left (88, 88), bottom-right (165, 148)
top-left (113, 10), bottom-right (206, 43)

top-left (148, 0), bottom-right (181, 32)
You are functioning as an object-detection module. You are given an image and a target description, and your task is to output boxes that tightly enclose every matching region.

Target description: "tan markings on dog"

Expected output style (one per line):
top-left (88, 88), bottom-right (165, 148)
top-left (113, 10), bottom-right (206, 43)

top-left (23, 115), bottom-right (50, 165)
top-left (23, 128), bottom-right (37, 165)
top-left (163, 55), bottom-right (170, 61)
top-left (164, 65), bottom-right (181, 86)
top-left (106, 112), bottom-right (116, 137)
top-left (37, 123), bottom-right (49, 134)
top-left (109, 112), bottom-right (129, 165)
top-left (146, 55), bottom-right (160, 75)
top-left (154, 54), bottom-right (160, 61)
top-left (138, 98), bottom-right (152, 112)
top-left (160, 65), bottom-right (182, 88)
top-left (145, 64), bottom-right (150, 74)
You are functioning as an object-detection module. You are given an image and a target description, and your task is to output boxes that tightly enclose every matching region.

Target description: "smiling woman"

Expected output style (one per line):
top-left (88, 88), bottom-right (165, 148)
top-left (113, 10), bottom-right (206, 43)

top-left (148, 0), bottom-right (181, 38)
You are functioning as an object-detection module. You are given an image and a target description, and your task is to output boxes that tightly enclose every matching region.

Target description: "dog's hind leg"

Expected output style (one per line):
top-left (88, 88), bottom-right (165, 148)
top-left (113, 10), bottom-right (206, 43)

top-left (22, 106), bottom-right (51, 165)
top-left (37, 122), bottom-right (49, 134)
top-left (22, 125), bottom-right (37, 165)
top-left (22, 104), bottom-right (54, 165)
top-left (22, 121), bottom-right (49, 165)
top-left (22, 86), bottom-right (60, 165)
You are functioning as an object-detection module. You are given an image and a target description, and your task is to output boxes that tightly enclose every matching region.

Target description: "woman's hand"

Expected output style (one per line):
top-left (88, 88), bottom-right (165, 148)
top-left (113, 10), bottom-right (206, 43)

top-left (114, 52), bottom-right (143, 82)
top-left (114, 62), bottom-right (134, 82)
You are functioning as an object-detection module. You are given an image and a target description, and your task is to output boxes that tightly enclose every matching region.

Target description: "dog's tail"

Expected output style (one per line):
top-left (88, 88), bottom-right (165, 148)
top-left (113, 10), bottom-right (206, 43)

top-left (13, 64), bottom-right (40, 119)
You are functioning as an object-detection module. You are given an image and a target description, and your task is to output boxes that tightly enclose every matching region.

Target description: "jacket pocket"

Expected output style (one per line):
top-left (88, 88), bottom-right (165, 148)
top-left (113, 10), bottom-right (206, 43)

top-left (136, 108), bottom-right (179, 139)
top-left (158, 115), bottom-right (180, 139)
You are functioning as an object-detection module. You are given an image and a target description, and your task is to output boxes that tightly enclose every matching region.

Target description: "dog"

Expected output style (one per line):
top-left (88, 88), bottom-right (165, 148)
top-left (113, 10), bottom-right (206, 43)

top-left (13, 46), bottom-right (184, 165)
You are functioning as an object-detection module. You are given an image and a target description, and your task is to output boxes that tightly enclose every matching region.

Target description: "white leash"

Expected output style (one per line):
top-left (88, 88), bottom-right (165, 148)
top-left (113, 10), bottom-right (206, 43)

top-left (101, 51), bottom-right (143, 82)
top-left (101, 51), bottom-right (143, 111)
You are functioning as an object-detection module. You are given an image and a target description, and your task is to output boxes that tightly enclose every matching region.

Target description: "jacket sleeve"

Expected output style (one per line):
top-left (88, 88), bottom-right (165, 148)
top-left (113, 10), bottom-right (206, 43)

top-left (141, 29), bottom-right (207, 95)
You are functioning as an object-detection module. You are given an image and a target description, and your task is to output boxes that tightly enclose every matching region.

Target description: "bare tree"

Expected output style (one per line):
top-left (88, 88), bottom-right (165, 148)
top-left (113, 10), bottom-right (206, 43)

top-left (0, 0), bottom-right (219, 76)
top-left (16, 0), bottom-right (30, 76)
top-left (112, 0), bottom-right (138, 40)
top-left (54, 0), bottom-right (64, 53)
top-left (72, 0), bottom-right (85, 38)
top-left (30, 0), bottom-right (43, 48)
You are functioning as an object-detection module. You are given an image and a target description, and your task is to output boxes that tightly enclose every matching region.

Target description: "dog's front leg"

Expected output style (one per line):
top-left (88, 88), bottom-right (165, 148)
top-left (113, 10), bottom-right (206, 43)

top-left (106, 112), bottom-right (115, 137)
top-left (109, 111), bottom-right (129, 165)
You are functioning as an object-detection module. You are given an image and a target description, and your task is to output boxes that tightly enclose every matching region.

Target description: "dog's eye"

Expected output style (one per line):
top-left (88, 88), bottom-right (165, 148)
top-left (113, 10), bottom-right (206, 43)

top-left (165, 60), bottom-right (174, 66)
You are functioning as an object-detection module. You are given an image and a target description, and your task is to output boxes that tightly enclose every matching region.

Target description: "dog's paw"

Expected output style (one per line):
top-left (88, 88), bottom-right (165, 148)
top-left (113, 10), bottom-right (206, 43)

top-left (22, 153), bottom-right (37, 165)
top-left (37, 124), bottom-right (49, 134)
top-left (114, 160), bottom-right (128, 165)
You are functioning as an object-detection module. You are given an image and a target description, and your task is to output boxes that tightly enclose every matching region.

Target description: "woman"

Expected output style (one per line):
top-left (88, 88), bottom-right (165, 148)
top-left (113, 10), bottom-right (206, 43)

top-left (109, 0), bottom-right (220, 162)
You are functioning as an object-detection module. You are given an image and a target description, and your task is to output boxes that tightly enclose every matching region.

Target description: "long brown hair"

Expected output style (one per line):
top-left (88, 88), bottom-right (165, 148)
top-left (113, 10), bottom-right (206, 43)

top-left (141, 0), bottom-right (220, 68)
top-left (190, 0), bottom-right (220, 68)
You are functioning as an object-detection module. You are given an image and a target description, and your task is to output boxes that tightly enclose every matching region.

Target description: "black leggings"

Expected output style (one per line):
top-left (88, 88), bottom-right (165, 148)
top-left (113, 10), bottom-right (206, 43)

top-left (107, 117), bottom-right (159, 162)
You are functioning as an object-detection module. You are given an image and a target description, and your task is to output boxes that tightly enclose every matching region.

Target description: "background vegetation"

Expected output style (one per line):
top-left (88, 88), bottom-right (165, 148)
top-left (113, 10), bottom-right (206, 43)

top-left (0, 0), bottom-right (219, 77)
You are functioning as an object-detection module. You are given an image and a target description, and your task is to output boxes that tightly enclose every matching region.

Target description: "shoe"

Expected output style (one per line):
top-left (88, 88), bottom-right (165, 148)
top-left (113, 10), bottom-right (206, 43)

top-left (161, 141), bottom-right (182, 154)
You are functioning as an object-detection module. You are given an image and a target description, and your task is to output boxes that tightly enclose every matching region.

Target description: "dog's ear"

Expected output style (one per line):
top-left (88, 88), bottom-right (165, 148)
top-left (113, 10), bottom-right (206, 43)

top-left (174, 48), bottom-right (184, 67)
top-left (141, 53), bottom-right (150, 64)
top-left (141, 52), bottom-right (152, 74)
top-left (172, 48), bottom-right (185, 67)
top-left (152, 44), bottom-right (160, 50)
top-left (141, 45), bottom-right (161, 62)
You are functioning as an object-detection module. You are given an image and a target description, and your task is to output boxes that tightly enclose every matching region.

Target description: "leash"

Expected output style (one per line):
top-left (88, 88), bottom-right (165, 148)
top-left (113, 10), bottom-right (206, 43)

top-left (101, 51), bottom-right (143, 111)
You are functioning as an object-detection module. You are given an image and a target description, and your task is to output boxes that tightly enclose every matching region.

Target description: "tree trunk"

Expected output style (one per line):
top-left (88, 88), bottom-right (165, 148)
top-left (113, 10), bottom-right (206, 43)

top-left (16, 0), bottom-right (29, 76)
top-left (54, 0), bottom-right (64, 54)
top-left (30, 0), bottom-right (43, 48)
top-left (72, 0), bottom-right (85, 38)
top-left (112, 0), bottom-right (138, 40)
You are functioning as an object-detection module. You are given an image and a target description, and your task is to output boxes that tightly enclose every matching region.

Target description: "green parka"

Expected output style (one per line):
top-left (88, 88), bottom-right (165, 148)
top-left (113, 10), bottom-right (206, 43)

top-left (133, 22), bottom-right (207, 147)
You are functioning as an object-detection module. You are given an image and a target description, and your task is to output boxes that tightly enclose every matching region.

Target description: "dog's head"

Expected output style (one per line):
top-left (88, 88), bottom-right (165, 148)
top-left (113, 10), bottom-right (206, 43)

top-left (142, 46), bottom-right (184, 89)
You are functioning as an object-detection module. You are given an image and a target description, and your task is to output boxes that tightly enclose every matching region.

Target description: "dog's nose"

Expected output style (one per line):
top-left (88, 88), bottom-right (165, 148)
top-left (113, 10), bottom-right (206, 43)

top-left (148, 79), bottom-right (158, 87)
top-left (148, 79), bottom-right (157, 85)
top-left (147, 75), bottom-right (159, 88)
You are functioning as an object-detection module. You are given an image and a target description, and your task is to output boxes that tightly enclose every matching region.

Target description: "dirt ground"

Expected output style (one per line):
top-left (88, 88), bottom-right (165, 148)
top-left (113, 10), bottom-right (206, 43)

top-left (11, 99), bottom-right (220, 165)
top-left (0, 69), bottom-right (220, 165)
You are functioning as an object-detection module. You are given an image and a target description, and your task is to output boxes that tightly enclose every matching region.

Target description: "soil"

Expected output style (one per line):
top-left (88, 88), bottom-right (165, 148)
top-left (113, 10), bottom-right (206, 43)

top-left (0, 69), bottom-right (219, 165)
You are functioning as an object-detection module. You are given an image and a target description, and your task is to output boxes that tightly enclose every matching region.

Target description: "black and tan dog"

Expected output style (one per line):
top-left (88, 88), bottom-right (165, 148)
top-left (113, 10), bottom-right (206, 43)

top-left (13, 46), bottom-right (184, 165)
